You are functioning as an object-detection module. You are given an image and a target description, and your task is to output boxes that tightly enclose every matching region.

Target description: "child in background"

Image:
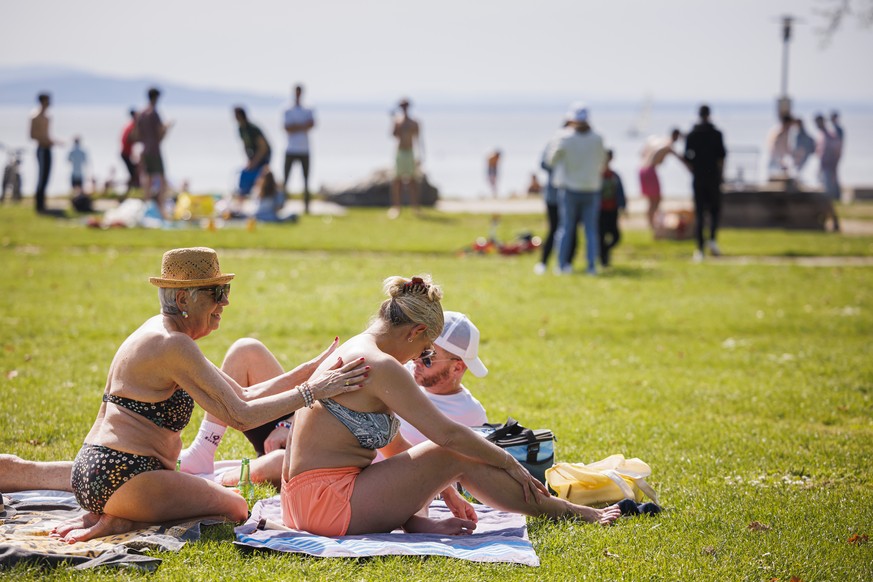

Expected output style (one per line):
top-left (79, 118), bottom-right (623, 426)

top-left (599, 149), bottom-right (626, 267)
top-left (68, 137), bottom-right (88, 197)
top-left (254, 168), bottom-right (296, 223)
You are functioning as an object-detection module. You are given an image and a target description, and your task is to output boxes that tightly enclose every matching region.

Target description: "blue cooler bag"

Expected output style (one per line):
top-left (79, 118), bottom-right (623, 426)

top-left (472, 418), bottom-right (555, 484)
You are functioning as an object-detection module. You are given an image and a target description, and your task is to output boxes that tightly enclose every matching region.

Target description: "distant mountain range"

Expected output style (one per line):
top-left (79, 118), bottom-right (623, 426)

top-left (0, 65), bottom-right (284, 107)
top-left (2, 65), bottom-right (870, 112)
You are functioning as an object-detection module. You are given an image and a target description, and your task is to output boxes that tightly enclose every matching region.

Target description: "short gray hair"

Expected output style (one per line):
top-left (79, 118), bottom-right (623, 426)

top-left (158, 287), bottom-right (202, 315)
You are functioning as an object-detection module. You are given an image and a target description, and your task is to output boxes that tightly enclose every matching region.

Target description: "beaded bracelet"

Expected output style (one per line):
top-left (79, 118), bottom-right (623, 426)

top-left (296, 382), bottom-right (314, 408)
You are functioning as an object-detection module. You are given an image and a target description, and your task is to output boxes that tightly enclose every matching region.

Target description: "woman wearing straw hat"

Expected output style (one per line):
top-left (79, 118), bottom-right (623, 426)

top-left (51, 247), bottom-right (368, 543)
top-left (280, 274), bottom-right (620, 537)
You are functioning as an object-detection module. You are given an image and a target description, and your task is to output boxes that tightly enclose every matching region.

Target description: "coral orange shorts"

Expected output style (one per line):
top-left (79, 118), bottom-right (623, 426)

top-left (281, 467), bottom-right (362, 536)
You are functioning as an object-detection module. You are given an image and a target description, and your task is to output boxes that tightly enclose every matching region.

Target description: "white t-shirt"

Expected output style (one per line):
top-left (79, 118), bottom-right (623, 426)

top-left (283, 105), bottom-right (315, 154)
top-left (397, 385), bottom-right (488, 447)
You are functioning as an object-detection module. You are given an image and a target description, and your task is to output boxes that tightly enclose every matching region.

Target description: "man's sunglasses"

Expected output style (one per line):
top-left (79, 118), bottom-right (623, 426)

top-left (417, 349), bottom-right (461, 369)
top-left (417, 348), bottom-right (436, 368)
top-left (200, 284), bottom-right (231, 303)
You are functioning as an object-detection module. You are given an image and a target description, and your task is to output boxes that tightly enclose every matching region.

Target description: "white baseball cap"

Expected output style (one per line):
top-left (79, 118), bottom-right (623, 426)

top-left (434, 311), bottom-right (488, 378)
top-left (566, 101), bottom-right (589, 124)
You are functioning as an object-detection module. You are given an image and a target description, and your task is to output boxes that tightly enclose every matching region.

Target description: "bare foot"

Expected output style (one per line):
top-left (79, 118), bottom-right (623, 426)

top-left (217, 471), bottom-right (238, 487)
top-left (404, 515), bottom-right (477, 535)
top-left (61, 512), bottom-right (150, 543)
top-left (570, 503), bottom-right (622, 526)
top-left (51, 511), bottom-right (100, 538)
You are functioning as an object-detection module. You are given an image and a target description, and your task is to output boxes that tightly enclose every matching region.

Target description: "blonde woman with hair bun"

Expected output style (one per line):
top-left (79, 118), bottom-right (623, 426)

top-left (281, 274), bottom-right (621, 537)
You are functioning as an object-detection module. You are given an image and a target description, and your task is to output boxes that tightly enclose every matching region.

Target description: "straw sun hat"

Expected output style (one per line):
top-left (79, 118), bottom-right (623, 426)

top-left (148, 247), bottom-right (235, 288)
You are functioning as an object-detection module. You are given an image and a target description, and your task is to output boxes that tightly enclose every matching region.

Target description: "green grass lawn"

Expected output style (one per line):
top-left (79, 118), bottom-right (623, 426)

top-left (2, 205), bottom-right (872, 580)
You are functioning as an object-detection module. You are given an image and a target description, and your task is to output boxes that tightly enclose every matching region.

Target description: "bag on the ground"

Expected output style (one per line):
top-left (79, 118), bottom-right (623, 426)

top-left (545, 455), bottom-right (659, 507)
top-left (472, 417), bottom-right (555, 484)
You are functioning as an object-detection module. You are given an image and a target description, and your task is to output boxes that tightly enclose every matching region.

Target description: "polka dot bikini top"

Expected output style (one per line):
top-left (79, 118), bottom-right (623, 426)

top-left (103, 389), bottom-right (195, 432)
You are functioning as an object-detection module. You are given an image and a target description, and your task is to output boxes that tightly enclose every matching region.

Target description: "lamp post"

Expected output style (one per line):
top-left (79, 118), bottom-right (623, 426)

top-left (776, 15), bottom-right (795, 119)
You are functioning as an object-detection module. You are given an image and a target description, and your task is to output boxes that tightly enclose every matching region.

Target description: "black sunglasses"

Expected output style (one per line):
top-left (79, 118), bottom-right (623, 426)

top-left (421, 356), bottom-right (462, 368)
top-left (200, 284), bottom-right (231, 303)
top-left (417, 348), bottom-right (437, 368)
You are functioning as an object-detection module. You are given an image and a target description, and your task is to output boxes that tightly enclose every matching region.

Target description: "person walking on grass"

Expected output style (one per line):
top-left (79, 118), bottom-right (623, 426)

top-left (683, 104), bottom-right (726, 262)
top-left (545, 103), bottom-right (606, 276)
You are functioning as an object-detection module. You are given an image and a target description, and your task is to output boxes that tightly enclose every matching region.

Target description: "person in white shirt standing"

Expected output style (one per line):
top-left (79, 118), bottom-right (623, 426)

top-left (283, 84), bottom-right (315, 214)
top-left (545, 103), bottom-right (607, 275)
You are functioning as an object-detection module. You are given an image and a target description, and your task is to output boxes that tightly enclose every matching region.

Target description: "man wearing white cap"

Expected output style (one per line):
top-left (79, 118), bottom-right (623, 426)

top-left (545, 102), bottom-right (607, 275)
top-left (397, 311), bottom-right (489, 446)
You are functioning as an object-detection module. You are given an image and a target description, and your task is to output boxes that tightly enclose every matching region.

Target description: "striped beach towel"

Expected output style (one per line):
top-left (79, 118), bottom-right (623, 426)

top-left (234, 496), bottom-right (539, 566)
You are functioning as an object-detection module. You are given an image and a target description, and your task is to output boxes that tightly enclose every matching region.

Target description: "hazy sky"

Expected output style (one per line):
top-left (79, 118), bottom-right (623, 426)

top-left (2, 0), bottom-right (872, 104)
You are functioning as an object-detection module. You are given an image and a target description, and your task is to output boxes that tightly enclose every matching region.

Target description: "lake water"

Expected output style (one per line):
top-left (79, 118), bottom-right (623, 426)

top-left (1, 103), bottom-right (871, 200)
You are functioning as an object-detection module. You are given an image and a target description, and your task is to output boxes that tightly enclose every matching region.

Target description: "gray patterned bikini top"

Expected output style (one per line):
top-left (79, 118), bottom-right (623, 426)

top-left (320, 398), bottom-right (400, 450)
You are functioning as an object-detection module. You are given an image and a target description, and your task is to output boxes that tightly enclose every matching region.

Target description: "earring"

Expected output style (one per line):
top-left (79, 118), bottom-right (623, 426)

top-left (182, 311), bottom-right (189, 319)
top-left (407, 337), bottom-right (413, 343)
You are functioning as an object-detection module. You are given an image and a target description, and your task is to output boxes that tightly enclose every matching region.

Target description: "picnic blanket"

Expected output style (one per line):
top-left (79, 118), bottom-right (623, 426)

top-left (0, 490), bottom-right (216, 571)
top-left (234, 495), bottom-right (540, 566)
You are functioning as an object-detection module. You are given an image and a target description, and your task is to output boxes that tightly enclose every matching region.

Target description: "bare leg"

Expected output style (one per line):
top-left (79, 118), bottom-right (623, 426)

top-left (0, 454), bottom-right (73, 492)
top-left (154, 174), bottom-right (167, 220)
top-left (389, 177), bottom-right (402, 218)
top-left (410, 178), bottom-right (421, 214)
top-left (404, 514), bottom-right (475, 535)
top-left (212, 336), bottom-right (286, 427)
top-left (180, 338), bottom-right (285, 474)
top-left (59, 469), bottom-right (247, 543)
top-left (647, 197), bottom-right (661, 229)
top-left (221, 337), bottom-right (285, 388)
top-left (283, 154), bottom-right (292, 198)
top-left (347, 442), bottom-right (620, 535)
top-left (219, 449), bottom-right (284, 489)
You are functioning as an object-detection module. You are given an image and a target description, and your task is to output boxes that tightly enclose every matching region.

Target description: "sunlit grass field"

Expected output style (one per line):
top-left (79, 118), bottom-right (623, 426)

top-left (2, 204), bottom-right (871, 581)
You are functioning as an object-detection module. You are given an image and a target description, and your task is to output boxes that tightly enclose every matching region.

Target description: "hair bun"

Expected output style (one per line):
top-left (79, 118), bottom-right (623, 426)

top-left (401, 277), bottom-right (427, 294)
top-left (383, 274), bottom-right (443, 303)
